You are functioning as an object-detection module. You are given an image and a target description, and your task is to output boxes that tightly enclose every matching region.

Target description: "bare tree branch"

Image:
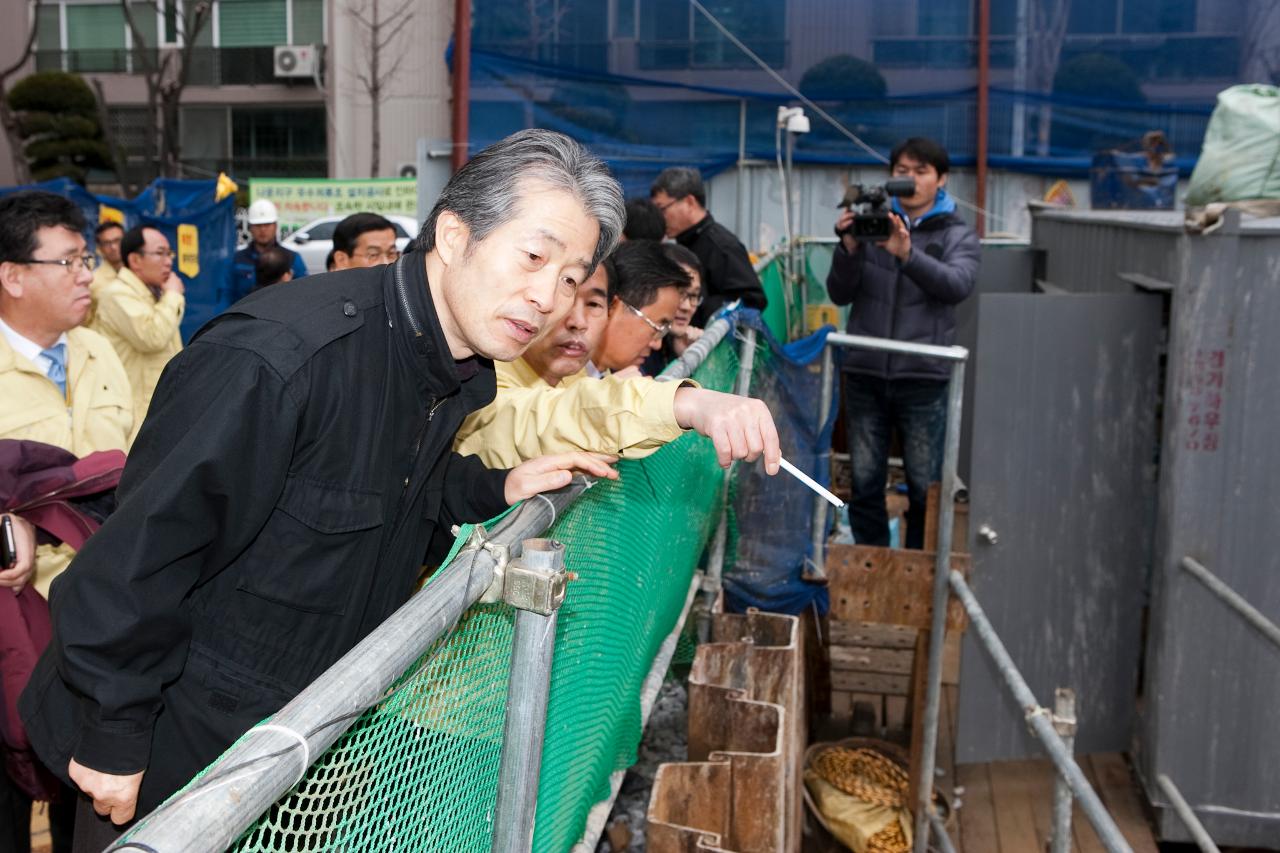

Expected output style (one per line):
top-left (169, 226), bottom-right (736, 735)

top-left (0, 0), bottom-right (42, 184)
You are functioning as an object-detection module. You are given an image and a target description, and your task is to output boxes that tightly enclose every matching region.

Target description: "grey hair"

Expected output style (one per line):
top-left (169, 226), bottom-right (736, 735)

top-left (414, 129), bottom-right (624, 273)
top-left (650, 166), bottom-right (706, 207)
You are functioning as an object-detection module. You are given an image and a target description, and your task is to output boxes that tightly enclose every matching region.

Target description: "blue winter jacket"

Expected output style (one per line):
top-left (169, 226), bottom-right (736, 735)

top-left (825, 190), bottom-right (980, 382)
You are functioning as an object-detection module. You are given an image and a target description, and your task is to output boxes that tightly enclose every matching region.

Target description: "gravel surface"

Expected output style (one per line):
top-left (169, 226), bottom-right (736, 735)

top-left (595, 676), bottom-right (689, 852)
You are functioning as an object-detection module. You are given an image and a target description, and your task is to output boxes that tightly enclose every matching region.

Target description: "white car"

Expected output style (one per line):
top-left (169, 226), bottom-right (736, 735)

top-left (281, 214), bottom-right (419, 275)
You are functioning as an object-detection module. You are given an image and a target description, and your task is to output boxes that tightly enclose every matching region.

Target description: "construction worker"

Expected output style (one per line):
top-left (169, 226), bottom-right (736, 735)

top-left (229, 199), bottom-right (307, 303)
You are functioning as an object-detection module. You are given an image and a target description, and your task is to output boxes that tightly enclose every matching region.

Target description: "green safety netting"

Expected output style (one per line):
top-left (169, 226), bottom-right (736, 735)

top-left (758, 239), bottom-right (845, 342)
top-left (196, 337), bottom-right (745, 852)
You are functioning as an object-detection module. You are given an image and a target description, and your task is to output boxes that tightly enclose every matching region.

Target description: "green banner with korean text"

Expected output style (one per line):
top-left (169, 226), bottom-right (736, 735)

top-left (248, 177), bottom-right (418, 235)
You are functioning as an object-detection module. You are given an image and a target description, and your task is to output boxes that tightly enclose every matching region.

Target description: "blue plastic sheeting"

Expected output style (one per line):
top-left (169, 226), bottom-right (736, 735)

top-left (461, 0), bottom-right (1244, 193)
top-left (0, 178), bottom-right (237, 342)
top-left (721, 309), bottom-right (834, 617)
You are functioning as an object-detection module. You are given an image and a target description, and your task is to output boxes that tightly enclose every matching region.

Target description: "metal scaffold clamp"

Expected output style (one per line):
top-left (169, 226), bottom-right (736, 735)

top-left (503, 539), bottom-right (569, 615)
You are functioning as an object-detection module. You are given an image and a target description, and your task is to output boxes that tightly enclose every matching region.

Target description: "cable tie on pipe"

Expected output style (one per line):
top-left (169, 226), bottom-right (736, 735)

top-left (533, 492), bottom-right (556, 527)
top-left (251, 724), bottom-right (312, 789)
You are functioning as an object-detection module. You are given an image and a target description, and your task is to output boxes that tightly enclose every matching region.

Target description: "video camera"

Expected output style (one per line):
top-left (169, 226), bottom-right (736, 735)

top-left (837, 177), bottom-right (916, 241)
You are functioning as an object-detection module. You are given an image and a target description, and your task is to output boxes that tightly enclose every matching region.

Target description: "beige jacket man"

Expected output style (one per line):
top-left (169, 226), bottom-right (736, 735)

top-left (91, 266), bottom-right (183, 432)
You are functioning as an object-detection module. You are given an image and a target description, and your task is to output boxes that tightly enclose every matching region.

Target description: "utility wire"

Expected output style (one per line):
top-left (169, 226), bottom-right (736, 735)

top-left (687, 0), bottom-right (1007, 227)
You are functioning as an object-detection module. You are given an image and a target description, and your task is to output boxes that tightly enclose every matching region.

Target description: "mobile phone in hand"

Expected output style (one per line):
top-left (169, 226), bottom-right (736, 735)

top-left (1, 515), bottom-right (16, 569)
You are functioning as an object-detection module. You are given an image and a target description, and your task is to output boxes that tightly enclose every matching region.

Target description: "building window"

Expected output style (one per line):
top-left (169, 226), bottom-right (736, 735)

top-left (918, 0), bottom-right (970, 36)
top-left (638, 0), bottom-right (787, 69)
top-left (230, 106), bottom-right (327, 177)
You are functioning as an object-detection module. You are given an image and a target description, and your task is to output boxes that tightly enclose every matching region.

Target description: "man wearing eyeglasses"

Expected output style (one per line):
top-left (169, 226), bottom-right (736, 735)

top-left (330, 212), bottom-right (401, 270)
top-left (650, 166), bottom-right (766, 325)
top-left (454, 244), bottom-right (780, 470)
top-left (593, 239), bottom-right (687, 373)
top-left (90, 225), bottom-right (185, 437)
top-left (0, 190), bottom-right (133, 851)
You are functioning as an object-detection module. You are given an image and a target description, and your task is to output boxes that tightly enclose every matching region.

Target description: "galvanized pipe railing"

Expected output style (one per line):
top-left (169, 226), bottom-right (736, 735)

top-left (1148, 556), bottom-right (1279, 851)
top-left (1180, 556), bottom-right (1280, 652)
top-left (948, 569), bottom-right (1133, 853)
top-left (1157, 774), bottom-right (1222, 853)
top-left (815, 332), bottom-right (967, 853)
top-left (114, 482), bottom-right (586, 852)
top-left (117, 315), bottom-right (741, 853)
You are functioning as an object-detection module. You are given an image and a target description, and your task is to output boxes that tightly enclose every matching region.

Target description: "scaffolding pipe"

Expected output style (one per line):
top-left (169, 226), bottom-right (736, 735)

top-left (700, 324), bottom-right (756, 640)
top-left (118, 312), bottom-right (739, 851)
top-left (826, 331), bottom-right (967, 362)
top-left (1180, 556), bottom-right (1280, 652)
top-left (115, 482), bottom-right (589, 853)
top-left (806, 343), bottom-right (835, 581)
top-left (736, 99), bottom-right (747, 237)
top-left (491, 540), bottom-right (567, 853)
top-left (927, 809), bottom-right (958, 853)
top-left (911, 360), bottom-right (965, 852)
top-left (660, 313), bottom-right (735, 383)
top-left (947, 570), bottom-right (1134, 853)
top-left (1050, 688), bottom-right (1078, 853)
top-left (1156, 774), bottom-right (1222, 853)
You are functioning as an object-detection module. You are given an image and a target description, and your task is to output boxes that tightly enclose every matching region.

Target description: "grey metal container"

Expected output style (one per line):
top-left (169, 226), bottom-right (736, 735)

top-left (1030, 206), bottom-right (1280, 847)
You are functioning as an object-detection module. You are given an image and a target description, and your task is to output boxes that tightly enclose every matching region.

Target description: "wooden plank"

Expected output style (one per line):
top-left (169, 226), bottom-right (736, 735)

top-left (908, 629), bottom-right (931, 803)
top-left (935, 685), bottom-right (958, 792)
top-left (1085, 754), bottom-right (1159, 853)
top-left (830, 689), bottom-right (853, 718)
top-left (884, 695), bottom-right (908, 734)
top-left (957, 763), bottom-right (1000, 853)
top-left (942, 631), bottom-right (962, 685)
top-left (829, 644), bottom-right (914, 674)
top-left (827, 544), bottom-right (970, 631)
top-left (924, 483), bottom-right (971, 555)
top-left (1014, 759), bottom-right (1058, 851)
top-left (830, 670), bottom-right (910, 695)
top-left (829, 620), bottom-right (917, 649)
top-left (988, 760), bottom-right (1044, 853)
top-left (1074, 754), bottom-right (1109, 853)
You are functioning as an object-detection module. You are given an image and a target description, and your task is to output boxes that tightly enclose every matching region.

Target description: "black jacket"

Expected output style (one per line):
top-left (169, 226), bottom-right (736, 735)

top-left (675, 214), bottom-right (767, 325)
top-left (826, 204), bottom-right (980, 382)
top-left (20, 253), bottom-right (510, 814)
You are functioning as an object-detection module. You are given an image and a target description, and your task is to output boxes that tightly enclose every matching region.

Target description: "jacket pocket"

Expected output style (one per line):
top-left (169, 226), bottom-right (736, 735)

top-left (235, 475), bottom-right (384, 615)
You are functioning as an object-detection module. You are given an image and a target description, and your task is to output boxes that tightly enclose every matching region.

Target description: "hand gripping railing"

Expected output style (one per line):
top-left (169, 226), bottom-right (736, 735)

top-left (113, 315), bottom-right (738, 853)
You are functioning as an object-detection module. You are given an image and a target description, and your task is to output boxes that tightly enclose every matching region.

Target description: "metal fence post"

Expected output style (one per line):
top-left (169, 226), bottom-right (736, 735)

top-left (913, 359), bottom-right (966, 853)
top-left (490, 539), bottom-right (569, 853)
top-left (1050, 688), bottom-right (1078, 853)
top-left (699, 324), bottom-right (757, 641)
top-left (806, 342), bottom-right (835, 581)
top-left (1157, 774), bottom-right (1222, 853)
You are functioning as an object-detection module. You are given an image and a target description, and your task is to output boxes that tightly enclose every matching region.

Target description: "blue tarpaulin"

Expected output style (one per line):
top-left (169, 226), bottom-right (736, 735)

top-left (723, 309), bottom-right (836, 616)
top-left (0, 177), bottom-right (237, 341)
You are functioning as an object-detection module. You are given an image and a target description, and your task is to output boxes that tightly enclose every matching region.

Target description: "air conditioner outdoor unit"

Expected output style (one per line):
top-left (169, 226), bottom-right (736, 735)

top-left (274, 45), bottom-right (317, 78)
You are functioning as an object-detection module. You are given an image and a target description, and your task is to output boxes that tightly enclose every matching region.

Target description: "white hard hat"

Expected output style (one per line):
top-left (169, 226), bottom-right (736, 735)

top-left (247, 199), bottom-right (279, 225)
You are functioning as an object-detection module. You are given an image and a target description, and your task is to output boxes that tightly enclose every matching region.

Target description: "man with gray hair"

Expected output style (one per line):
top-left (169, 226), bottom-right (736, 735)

top-left (651, 166), bottom-right (766, 325)
top-left (20, 129), bottom-right (648, 846)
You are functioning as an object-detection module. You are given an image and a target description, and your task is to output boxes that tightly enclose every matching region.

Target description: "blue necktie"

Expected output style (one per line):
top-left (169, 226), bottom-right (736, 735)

top-left (41, 343), bottom-right (67, 397)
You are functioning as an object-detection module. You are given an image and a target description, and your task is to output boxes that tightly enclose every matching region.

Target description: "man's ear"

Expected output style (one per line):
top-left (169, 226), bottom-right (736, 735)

top-left (0, 261), bottom-right (25, 298)
top-left (434, 211), bottom-right (470, 267)
top-left (332, 251), bottom-right (350, 270)
top-left (937, 171), bottom-right (948, 190)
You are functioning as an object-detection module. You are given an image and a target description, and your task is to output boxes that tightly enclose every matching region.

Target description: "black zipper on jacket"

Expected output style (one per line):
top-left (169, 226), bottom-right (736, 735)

top-left (393, 256), bottom-right (423, 338)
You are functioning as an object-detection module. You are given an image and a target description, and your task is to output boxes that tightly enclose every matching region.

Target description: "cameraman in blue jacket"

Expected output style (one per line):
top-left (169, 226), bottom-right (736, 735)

top-left (826, 138), bottom-right (980, 549)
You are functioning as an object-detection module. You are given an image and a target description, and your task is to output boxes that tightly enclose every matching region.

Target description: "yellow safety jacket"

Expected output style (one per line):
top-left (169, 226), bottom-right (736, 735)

top-left (453, 356), bottom-right (691, 468)
top-left (90, 267), bottom-right (184, 434)
top-left (0, 326), bottom-right (133, 594)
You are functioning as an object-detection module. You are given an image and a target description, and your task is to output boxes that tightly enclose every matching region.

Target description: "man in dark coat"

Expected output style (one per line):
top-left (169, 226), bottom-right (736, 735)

top-left (826, 137), bottom-right (980, 549)
top-left (650, 167), bottom-right (766, 325)
top-left (20, 129), bottom-right (631, 845)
